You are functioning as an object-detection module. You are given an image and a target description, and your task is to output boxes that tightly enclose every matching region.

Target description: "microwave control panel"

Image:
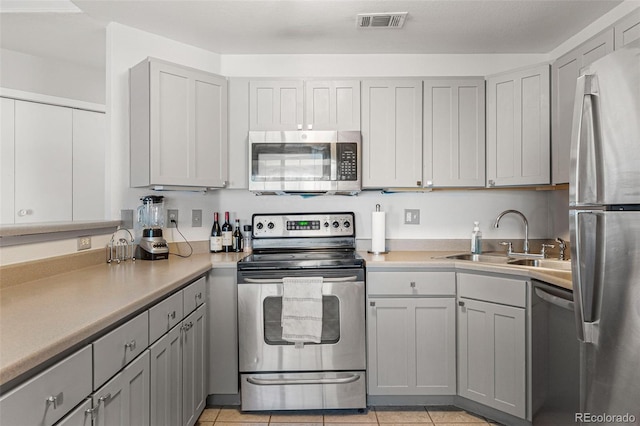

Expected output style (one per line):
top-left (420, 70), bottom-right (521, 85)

top-left (337, 143), bottom-right (358, 181)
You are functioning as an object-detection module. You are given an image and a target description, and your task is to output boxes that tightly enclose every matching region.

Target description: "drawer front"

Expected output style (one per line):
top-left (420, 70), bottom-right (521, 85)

top-left (149, 291), bottom-right (184, 343)
top-left (0, 345), bottom-right (92, 426)
top-left (93, 311), bottom-right (149, 390)
top-left (457, 273), bottom-right (527, 307)
top-left (367, 271), bottom-right (455, 296)
top-left (183, 276), bottom-right (206, 315)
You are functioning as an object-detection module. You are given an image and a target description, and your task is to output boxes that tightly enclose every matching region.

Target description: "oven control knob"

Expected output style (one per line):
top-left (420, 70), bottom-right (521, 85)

top-left (332, 221), bottom-right (340, 228)
top-left (343, 221), bottom-right (351, 228)
top-left (323, 221), bottom-right (330, 228)
top-left (256, 222), bottom-right (264, 230)
top-left (267, 222), bottom-right (275, 230)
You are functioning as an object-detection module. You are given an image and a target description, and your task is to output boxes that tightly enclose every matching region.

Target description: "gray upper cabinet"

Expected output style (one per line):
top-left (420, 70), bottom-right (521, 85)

top-left (249, 79), bottom-right (360, 131)
top-left (614, 7), bottom-right (640, 50)
top-left (423, 78), bottom-right (485, 188)
top-left (551, 29), bottom-right (613, 184)
top-left (361, 79), bottom-right (423, 188)
top-left (486, 64), bottom-right (550, 187)
top-left (304, 80), bottom-right (360, 130)
top-left (130, 58), bottom-right (228, 189)
top-left (249, 80), bottom-right (303, 131)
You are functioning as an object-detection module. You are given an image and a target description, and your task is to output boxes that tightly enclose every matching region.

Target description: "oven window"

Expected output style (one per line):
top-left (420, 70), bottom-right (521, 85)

top-left (251, 143), bottom-right (331, 181)
top-left (263, 295), bottom-right (340, 345)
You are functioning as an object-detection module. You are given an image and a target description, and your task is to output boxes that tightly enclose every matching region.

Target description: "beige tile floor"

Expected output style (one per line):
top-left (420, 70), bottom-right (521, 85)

top-left (197, 406), bottom-right (502, 426)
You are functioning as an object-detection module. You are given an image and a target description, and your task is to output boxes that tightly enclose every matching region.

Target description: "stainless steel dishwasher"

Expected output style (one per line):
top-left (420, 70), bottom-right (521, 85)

top-left (531, 280), bottom-right (580, 425)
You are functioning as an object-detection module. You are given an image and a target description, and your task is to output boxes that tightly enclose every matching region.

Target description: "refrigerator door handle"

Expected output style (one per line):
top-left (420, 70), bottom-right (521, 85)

top-left (569, 74), bottom-right (599, 207)
top-left (571, 210), bottom-right (601, 344)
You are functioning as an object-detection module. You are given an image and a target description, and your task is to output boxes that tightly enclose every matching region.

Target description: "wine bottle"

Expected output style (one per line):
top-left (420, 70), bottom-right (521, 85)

top-left (232, 219), bottom-right (243, 252)
top-left (221, 211), bottom-right (233, 252)
top-left (209, 212), bottom-right (222, 253)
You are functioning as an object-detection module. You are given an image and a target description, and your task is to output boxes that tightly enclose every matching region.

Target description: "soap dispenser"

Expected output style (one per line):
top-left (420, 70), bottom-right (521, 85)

top-left (471, 221), bottom-right (482, 254)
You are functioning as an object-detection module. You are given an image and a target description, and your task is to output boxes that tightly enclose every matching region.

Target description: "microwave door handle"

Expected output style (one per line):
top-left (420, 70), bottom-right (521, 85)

top-left (331, 143), bottom-right (337, 181)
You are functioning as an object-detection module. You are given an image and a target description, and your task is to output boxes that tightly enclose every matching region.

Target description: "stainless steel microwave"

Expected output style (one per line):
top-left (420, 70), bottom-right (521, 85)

top-left (248, 131), bottom-right (361, 195)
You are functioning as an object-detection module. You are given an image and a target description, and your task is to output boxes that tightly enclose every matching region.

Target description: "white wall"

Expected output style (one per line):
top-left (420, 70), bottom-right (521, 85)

top-left (0, 48), bottom-right (105, 104)
top-left (221, 53), bottom-right (548, 78)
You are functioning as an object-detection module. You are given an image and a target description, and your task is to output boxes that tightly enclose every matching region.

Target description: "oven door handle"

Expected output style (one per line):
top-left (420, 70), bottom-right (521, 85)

top-left (243, 275), bottom-right (359, 284)
top-left (246, 374), bottom-right (361, 386)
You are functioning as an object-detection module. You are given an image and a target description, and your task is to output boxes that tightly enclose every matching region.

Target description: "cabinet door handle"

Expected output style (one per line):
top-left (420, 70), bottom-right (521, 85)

top-left (168, 311), bottom-right (176, 320)
top-left (98, 393), bottom-right (111, 403)
top-left (410, 281), bottom-right (416, 288)
top-left (196, 292), bottom-right (202, 300)
top-left (488, 179), bottom-right (496, 187)
top-left (124, 340), bottom-right (136, 351)
top-left (458, 301), bottom-right (465, 307)
top-left (46, 395), bottom-right (58, 409)
top-left (369, 301), bottom-right (376, 307)
top-left (416, 181), bottom-right (422, 187)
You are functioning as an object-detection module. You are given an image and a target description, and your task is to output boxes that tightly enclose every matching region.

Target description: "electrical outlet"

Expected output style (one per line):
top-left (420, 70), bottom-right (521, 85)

top-left (404, 209), bottom-right (420, 225)
top-left (167, 209), bottom-right (179, 228)
top-left (77, 236), bottom-right (91, 251)
top-left (192, 209), bottom-right (202, 227)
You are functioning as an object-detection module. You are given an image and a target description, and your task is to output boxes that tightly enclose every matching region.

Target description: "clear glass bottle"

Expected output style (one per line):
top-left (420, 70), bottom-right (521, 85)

top-left (243, 225), bottom-right (252, 253)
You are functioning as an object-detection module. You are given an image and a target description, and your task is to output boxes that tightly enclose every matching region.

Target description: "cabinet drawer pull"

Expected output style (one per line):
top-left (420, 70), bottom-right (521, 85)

top-left (196, 292), bottom-right (202, 300)
top-left (124, 340), bottom-right (136, 351)
top-left (168, 311), bottom-right (176, 320)
top-left (46, 395), bottom-right (58, 409)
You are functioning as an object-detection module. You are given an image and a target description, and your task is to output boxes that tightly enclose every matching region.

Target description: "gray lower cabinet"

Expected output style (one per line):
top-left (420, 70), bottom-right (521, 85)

top-left (367, 297), bottom-right (456, 395)
top-left (182, 304), bottom-right (207, 426)
top-left (0, 345), bottom-right (92, 426)
top-left (92, 350), bottom-right (150, 426)
top-left (150, 282), bottom-right (207, 426)
top-left (457, 273), bottom-right (527, 419)
top-left (207, 268), bottom-right (238, 397)
top-left (366, 270), bottom-right (457, 396)
top-left (55, 399), bottom-right (92, 426)
top-left (150, 323), bottom-right (183, 426)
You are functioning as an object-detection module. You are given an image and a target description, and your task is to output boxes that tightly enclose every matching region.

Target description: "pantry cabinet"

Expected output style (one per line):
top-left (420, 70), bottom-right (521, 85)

top-left (130, 57), bottom-right (228, 189)
top-left (551, 29), bottom-right (613, 184)
top-left (249, 79), bottom-right (360, 131)
top-left (361, 80), bottom-right (423, 188)
top-left (367, 270), bottom-right (456, 396)
top-left (0, 97), bottom-right (106, 224)
top-left (423, 78), bottom-right (485, 188)
top-left (486, 64), bottom-right (550, 187)
top-left (457, 272), bottom-right (528, 419)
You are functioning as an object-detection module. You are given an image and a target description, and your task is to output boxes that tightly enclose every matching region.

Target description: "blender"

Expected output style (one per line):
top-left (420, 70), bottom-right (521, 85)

top-left (137, 195), bottom-right (169, 260)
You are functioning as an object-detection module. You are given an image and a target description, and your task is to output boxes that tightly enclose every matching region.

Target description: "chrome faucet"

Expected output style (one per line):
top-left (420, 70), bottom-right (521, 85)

top-left (494, 210), bottom-right (530, 254)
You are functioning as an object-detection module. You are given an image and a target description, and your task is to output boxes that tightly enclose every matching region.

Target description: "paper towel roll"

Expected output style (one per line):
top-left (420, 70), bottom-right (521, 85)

top-left (371, 211), bottom-right (386, 253)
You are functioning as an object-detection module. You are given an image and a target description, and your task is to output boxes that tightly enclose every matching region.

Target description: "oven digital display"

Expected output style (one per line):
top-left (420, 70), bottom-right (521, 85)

top-left (286, 220), bottom-right (321, 230)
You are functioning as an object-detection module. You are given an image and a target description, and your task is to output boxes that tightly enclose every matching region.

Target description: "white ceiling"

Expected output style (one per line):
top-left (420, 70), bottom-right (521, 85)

top-left (0, 0), bottom-right (625, 69)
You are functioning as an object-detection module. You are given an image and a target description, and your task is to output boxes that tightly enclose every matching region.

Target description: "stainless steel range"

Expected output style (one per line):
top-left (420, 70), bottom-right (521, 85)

top-left (237, 212), bottom-right (366, 411)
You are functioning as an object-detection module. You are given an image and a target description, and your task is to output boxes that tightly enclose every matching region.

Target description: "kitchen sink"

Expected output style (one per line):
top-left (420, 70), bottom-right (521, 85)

top-left (445, 253), bottom-right (513, 264)
top-left (507, 258), bottom-right (572, 271)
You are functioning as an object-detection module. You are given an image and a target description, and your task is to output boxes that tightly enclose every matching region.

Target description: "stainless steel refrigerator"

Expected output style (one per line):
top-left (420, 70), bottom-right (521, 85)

top-left (570, 38), bottom-right (640, 424)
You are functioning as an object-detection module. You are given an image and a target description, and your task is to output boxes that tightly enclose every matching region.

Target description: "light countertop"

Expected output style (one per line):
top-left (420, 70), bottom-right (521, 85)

top-left (0, 249), bottom-right (570, 391)
top-left (0, 252), bottom-right (244, 389)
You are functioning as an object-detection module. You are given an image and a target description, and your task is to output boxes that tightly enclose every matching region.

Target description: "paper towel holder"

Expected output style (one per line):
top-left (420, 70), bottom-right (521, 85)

top-left (368, 204), bottom-right (389, 255)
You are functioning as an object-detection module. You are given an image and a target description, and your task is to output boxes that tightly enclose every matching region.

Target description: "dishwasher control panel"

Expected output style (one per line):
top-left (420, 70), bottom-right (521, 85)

top-left (252, 212), bottom-right (355, 238)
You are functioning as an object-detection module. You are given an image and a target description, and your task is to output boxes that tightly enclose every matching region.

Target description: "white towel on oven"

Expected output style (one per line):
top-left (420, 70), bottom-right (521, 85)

top-left (281, 276), bottom-right (323, 343)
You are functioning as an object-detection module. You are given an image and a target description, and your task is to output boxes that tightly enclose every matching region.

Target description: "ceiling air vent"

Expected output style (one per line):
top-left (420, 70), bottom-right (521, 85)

top-left (357, 12), bottom-right (408, 29)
